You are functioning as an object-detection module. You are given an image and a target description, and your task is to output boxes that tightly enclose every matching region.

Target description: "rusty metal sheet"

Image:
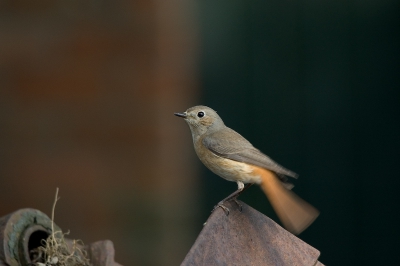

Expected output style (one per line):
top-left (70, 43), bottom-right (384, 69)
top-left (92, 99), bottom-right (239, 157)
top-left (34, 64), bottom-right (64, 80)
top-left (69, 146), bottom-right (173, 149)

top-left (181, 200), bottom-right (323, 266)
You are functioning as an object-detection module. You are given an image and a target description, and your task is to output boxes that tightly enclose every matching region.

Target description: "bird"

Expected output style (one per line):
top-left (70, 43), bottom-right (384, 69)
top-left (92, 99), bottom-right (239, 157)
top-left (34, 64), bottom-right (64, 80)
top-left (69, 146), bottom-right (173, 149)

top-left (174, 105), bottom-right (319, 234)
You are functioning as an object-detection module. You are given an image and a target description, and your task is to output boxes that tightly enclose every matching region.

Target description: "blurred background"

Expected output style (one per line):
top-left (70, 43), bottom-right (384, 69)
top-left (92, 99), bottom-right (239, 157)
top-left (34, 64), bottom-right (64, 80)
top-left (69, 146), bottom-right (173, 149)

top-left (0, 0), bottom-right (399, 265)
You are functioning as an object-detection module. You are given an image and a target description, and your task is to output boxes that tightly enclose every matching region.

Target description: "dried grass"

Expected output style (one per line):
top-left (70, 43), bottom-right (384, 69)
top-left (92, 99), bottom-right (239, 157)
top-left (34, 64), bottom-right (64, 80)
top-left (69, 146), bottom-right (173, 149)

top-left (31, 188), bottom-right (91, 266)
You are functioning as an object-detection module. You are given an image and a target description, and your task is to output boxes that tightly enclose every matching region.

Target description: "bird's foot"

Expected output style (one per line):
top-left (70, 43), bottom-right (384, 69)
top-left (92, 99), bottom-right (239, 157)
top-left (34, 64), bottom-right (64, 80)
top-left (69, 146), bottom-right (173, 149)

top-left (212, 202), bottom-right (230, 215)
top-left (212, 184), bottom-right (253, 215)
top-left (212, 197), bottom-right (243, 215)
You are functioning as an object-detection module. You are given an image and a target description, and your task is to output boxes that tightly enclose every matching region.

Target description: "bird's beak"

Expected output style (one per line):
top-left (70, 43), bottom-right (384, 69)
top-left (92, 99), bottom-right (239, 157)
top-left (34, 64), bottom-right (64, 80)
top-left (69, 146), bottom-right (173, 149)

top-left (174, 112), bottom-right (187, 118)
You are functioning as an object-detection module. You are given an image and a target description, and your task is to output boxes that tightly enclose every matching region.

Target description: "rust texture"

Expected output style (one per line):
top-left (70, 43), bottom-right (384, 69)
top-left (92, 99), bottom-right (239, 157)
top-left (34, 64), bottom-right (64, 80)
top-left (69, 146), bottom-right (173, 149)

top-left (0, 209), bottom-right (122, 266)
top-left (181, 200), bottom-right (323, 266)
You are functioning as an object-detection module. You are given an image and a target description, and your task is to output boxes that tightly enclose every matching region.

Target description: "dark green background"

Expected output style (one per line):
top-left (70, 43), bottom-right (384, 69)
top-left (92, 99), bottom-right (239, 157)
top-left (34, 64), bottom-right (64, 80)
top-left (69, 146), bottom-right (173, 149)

top-left (197, 0), bottom-right (399, 265)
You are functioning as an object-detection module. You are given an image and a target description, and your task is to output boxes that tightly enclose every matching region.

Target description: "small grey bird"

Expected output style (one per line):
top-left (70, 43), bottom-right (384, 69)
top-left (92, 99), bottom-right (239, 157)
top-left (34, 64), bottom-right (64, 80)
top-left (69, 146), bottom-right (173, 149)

top-left (175, 105), bottom-right (319, 234)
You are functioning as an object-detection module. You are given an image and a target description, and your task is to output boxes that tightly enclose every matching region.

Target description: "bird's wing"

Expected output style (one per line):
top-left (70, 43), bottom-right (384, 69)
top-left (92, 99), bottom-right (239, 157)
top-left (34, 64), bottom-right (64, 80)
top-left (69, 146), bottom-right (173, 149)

top-left (202, 127), bottom-right (298, 180)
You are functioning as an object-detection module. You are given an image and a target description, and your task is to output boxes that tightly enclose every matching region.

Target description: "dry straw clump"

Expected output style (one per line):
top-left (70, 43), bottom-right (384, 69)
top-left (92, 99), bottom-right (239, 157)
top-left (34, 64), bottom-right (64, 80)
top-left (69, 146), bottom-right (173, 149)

top-left (31, 188), bottom-right (91, 266)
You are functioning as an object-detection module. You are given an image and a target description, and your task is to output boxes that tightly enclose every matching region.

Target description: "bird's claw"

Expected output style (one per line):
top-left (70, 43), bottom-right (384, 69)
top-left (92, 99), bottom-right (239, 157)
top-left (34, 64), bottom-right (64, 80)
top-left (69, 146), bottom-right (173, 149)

top-left (233, 198), bottom-right (243, 212)
top-left (212, 202), bottom-right (230, 216)
top-left (212, 198), bottom-right (243, 215)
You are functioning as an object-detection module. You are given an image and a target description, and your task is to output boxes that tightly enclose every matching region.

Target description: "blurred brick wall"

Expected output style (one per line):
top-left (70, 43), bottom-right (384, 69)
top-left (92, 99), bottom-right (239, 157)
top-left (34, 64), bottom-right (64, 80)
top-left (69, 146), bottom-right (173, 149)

top-left (0, 1), bottom-right (200, 265)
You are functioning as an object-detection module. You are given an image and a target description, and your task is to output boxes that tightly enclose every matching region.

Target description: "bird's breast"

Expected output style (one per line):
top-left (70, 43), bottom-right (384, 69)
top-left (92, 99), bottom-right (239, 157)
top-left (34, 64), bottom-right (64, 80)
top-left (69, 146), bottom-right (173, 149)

top-left (194, 139), bottom-right (262, 184)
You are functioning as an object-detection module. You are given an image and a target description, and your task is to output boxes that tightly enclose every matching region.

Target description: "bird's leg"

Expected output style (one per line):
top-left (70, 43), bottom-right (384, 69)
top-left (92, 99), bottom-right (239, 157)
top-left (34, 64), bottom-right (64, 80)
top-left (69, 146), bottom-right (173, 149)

top-left (223, 182), bottom-right (253, 202)
top-left (213, 182), bottom-right (253, 214)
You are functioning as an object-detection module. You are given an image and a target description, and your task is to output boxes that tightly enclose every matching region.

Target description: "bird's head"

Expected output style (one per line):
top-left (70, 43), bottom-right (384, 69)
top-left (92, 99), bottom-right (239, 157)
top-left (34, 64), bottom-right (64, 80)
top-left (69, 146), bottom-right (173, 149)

top-left (174, 105), bottom-right (224, 139)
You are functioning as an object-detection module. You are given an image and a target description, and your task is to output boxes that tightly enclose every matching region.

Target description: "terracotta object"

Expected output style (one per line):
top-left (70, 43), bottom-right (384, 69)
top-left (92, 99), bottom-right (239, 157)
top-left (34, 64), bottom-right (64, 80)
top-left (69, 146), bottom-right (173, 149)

top-left (0, 209), bottom-right (121, 266)
top-left (181, 200), bottom-right (323, 266)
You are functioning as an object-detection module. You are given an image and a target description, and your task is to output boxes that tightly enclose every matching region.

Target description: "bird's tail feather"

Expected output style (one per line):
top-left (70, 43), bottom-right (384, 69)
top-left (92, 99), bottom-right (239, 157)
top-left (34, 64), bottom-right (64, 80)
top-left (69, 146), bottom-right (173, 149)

top-left (254, 166), bottom-right (319, 235)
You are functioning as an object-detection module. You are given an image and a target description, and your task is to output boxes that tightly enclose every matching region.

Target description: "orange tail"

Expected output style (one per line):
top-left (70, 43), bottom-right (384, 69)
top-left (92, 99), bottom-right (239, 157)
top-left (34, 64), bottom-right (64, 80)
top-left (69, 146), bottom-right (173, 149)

top-left (254, 166), bottom-right (319, 235)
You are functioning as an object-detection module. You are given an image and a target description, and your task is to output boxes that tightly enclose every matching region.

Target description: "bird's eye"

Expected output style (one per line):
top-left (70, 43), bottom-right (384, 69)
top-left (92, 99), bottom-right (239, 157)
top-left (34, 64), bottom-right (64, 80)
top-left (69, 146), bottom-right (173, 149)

top-left (197, 111), bottom-right (205, 118)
